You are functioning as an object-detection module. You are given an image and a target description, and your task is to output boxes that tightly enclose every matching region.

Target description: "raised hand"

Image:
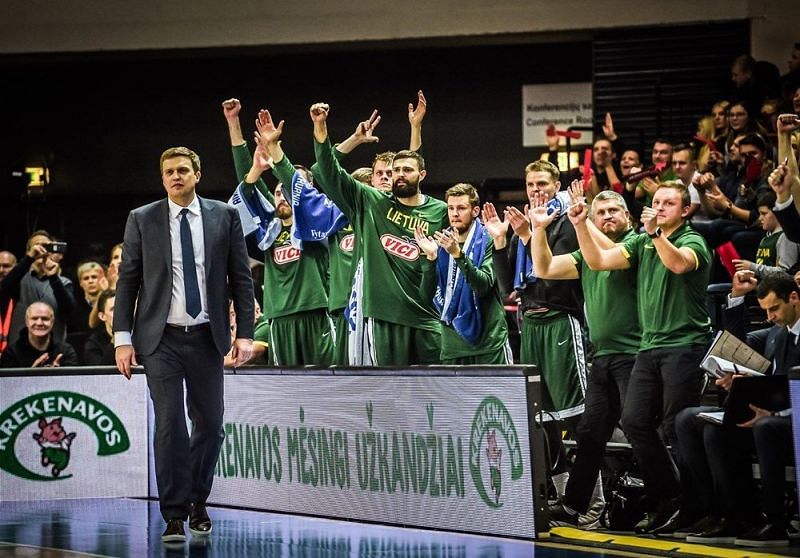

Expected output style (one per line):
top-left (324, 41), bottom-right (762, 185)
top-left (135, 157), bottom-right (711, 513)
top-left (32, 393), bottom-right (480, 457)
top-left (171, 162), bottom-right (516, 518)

top-left (569, 179), bottom-right (586, 204)
top-left (310, 102), bottom-right (330, 124)
top-left (414, 227), bottom-right (438, 261)
top-left (777, 113), bottom-right (800, 134)
top-left (768, 160), bottom-right (795, 202)
top-left (481, 203), bottom-right (509, 240)
top-left (255, 109), bottom-right (284, 145)
top-left (408, 90), bottom-right (427, 128)
top-left (640, 206), bottom-right (658, 235)
top-left (222, 98), bottom-right (242, 120)
top-left (31, 353), bottom-right (50, 368)
top-left (354, 110), bottom-right (381, 144)
top-left (640, 176), bottom-right (659, 196)
top-left (704, 189), bottom-right (729, 213)
top-left (433, 229), bottom-right (462, 259)
top-left (602, 112), bottom-right (617, 140)
top-left (567, 197), bottom-right (589, 226)
top-left (731, 269), bottom-right (757, 297)
top-left (528, 193), bottom-right (557, 229)
top-left (251, 138), bottom-right (274, 173)
top-left (505, 205), bottom-right (531, 240)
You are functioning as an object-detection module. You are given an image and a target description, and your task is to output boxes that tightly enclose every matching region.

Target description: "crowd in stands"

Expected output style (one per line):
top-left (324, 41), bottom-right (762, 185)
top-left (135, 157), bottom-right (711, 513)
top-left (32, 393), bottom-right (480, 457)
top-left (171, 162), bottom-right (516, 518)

top-left (2, 44), bottom-right (800, 548)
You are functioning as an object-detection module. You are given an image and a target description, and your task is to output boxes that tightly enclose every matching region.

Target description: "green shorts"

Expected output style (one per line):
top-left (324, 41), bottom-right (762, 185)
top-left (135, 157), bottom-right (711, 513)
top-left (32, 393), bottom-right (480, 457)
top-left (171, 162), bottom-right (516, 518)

top-left (367, 318), bottom-right (441, 366)
top-left (441, 343), bottom-right (513, 365)
top-left (331, 310), bottom-right (348, 366)
top-left (269, 309), bottom-right (334, 367)
top-left (520, 310), bottom-right (587, 420)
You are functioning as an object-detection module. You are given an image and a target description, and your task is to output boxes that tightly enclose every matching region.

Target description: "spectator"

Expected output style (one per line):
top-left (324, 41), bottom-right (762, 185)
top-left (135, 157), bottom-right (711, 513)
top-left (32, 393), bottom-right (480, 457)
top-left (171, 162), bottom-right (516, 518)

top-left (0, 302), bottom-right (78, 368)
top-left (711, 100), bottom-right (731, 143)
top-left (674, 271), bottom-right (798, 546)
top-left (83, 289), bottom-right (115, 365)
top-left (724, 101), bottom-right (769, 154)
top-left (733, 191), bottom-right (800, 277)
top-left (770, 114), bottom-right (800, 242)
top-left (671, 144), bottom-right (703, 220)
top-left (107, 243), bottom-right (123, 290)
top-left (4, 231), bottom-right (76, 347)
top-left (632, 138), bottom-right (676, 206)
top-left (70, 260), bottom-right (107, 353)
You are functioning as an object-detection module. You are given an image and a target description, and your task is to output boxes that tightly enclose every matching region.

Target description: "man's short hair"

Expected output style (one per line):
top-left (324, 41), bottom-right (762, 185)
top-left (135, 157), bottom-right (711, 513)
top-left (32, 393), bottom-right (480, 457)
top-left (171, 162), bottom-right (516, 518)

top-left (372, 151), bottom-right (395, 170)
top-left (739, 133), bottom-right (767, 154)
top-left (589, 190), bottom-right (629, 218)
top-left (77, 261), bottom-right (106, 279)
top-left (96, 289), bottom-right (116, 314)
top-left (657, 180), bottom-right (692, 207)
top-left (26, 230), bottom-right (53, 251)
top-left (756, 271), bottom-right (800, 301)
top-left (653, 138), bottom-right (674, 148)
top-left (524, 160), bottom-right (560, 182)
top-left (445, 183), bottom-right (480, 207)
top-left (25, 301), bottom-right (54, 320)
top-left (294, 164), bottom-right (312, 183)
top-left (756, 191), bottom-right (777, 209)
top-left (732, 54), bottom-right (755, 73)
top-left (351, 167), bottom-right (372, 184)
top-left (673, 143), bottom-right (696, 161)
top-left (160, 147), bottom-right (201, 173)
top-left (392, 150), bottom-right (425, 172)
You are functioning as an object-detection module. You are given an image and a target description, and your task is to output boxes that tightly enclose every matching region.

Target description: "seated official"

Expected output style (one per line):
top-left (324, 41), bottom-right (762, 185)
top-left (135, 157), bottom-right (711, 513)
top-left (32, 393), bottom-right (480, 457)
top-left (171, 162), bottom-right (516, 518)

top-left (674, 271), bottom-right (798, 547)
top-left (0, 301), bottom-right (78, 367)
top-left (83, 289), bottom-right (116, 365)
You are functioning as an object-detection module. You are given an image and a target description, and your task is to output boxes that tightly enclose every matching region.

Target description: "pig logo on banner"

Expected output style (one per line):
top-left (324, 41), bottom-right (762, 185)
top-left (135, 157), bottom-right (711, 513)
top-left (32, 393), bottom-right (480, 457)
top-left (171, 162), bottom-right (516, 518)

top-left (32, 417), bottom-right (76, 477)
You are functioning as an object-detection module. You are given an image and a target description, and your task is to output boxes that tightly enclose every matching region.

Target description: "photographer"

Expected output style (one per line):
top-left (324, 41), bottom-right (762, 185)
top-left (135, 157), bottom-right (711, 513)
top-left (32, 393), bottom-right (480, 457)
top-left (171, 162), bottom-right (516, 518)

top-left (0, 230), bottom-right (76, 347)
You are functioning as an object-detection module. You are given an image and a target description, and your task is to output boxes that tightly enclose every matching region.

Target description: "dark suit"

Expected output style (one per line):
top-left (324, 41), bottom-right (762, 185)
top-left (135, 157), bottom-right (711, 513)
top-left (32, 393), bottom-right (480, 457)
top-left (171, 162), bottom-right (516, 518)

top-left (114, 195), bottom-right (254, 521)
top-left (676, 301), bottom-right (798, 526)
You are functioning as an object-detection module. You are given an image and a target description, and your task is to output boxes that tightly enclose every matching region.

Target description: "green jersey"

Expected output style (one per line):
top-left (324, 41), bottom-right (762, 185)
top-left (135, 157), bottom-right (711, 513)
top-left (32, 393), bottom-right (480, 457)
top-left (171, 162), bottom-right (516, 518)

top-left (258, 156), bottom-right (330, 320)
top-left (756, 231), bottom-right (782, 267)
top-left (621, 224), bottom-right (711, 350)
top-left (570, 228), bottom-right (640, 357)
top-left (313, 138), bottom-right (448, 330)
top-left (328, 224), bottom-right (355, 313)
top-left (420, 240), bottom-right (510, 359)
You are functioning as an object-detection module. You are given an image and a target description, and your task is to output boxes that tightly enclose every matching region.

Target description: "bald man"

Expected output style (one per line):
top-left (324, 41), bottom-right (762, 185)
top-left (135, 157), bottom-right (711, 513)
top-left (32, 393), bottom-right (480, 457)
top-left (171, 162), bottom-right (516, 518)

top-left (1, 302), bottom-right (78, 367)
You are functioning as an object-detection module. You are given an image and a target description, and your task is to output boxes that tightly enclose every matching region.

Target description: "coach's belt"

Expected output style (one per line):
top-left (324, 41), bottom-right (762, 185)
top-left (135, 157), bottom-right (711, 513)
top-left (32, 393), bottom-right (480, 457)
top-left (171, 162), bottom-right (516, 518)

top-left (166, 323), bottom-right (210, 333)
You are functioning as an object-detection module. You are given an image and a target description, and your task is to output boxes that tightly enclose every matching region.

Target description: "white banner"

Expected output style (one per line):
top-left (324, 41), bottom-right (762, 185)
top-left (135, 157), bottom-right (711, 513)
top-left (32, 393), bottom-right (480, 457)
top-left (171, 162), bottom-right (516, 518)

top-left (0, 374), bottom-right (149, 501)
top-left (206, 374), bottom-right (536, 538)
top-left (522, 82), bottom-right (593, 147)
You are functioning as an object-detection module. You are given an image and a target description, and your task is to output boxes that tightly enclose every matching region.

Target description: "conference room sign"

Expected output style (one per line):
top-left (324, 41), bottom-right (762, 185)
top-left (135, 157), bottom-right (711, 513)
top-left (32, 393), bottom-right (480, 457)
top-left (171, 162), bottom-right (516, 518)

top-left (0, 374), bottom-right (148, 501)
top-left (522, 82), bottom-right (594, 148)
top-left (207, 373), bottom-right (538, 539)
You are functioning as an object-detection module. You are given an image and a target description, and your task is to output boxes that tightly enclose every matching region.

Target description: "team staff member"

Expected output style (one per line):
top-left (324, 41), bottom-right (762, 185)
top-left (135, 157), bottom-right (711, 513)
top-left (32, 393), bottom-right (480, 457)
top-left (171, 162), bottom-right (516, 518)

top-left (570, 181), bottom-right (711, 534)
top-left (115, 146), bottom-right (254, 543)
top-left (416, 183), bottom-right (512, 364)
top-left (306, 102), bottom-right (448, 365)
top-left (530, 187), bottom-right (640, 527)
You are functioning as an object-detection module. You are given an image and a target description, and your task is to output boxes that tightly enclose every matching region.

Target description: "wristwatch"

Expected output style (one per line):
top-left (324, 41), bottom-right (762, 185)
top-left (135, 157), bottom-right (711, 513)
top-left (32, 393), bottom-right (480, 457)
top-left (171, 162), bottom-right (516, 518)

top-left (648, 227), bottom-right (663, 239)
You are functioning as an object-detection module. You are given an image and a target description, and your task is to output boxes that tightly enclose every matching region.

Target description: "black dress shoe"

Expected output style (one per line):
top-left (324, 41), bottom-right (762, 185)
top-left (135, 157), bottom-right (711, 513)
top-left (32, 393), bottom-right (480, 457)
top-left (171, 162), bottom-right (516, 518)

top-left (548, 502), bottom-right (579, 528)
top-left (162, 519), bottom-right (186, 543)
top-left (634, 498), bottom-right (679, 534)
top-left (735, 522), bottom-right (789, 547)
top-left (685, 517), bottom-right (738, 544)
top-left (189, 503), bottom-right (213, 536)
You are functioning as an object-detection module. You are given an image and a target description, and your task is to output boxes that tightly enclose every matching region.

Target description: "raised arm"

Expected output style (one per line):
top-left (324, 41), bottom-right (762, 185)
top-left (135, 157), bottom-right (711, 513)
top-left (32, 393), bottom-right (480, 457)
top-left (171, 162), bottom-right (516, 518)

top-left (528, 193), bottom-right (579, 280)
top-left (640, 206), bottom-right (697, 274)
top-left (569, 197), bottom-right (630, 271)
top-left (334, 109), bottom-right (381, 155)
top-left (408, 90), bottom-right (427, 152)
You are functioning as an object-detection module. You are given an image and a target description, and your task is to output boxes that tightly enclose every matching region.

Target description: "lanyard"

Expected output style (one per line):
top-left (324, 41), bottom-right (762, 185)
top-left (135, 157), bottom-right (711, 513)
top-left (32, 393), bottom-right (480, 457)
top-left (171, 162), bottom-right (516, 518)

top-left (0, 299), bottom-right (14, 352)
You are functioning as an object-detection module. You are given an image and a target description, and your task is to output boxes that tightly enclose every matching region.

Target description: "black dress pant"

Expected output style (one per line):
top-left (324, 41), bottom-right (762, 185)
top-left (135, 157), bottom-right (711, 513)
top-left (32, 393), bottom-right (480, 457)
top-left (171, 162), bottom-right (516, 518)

top-left (564, 354), bottom-right (635, 513)
top-left (620, 345), bottom-right (705, 505)
top-left (141, 326), bottom-right (225, 521)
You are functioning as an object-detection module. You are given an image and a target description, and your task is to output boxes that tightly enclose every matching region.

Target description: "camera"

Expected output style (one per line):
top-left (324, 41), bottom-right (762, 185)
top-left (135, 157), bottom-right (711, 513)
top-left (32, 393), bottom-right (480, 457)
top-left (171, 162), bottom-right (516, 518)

top-left (42, 241), bottom-right (68, 254)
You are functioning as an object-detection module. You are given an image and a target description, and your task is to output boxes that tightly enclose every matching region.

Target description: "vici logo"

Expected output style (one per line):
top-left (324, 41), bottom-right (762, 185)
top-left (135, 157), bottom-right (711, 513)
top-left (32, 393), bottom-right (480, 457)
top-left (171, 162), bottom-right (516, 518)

top-left (274, 245), bottom-right (301, 264)
top-left (0, 391), bottom-right (130, 481)
top-left (380, 234), bottom-right (419, 262)
top-left (339, 234), bottom-right (355, 253)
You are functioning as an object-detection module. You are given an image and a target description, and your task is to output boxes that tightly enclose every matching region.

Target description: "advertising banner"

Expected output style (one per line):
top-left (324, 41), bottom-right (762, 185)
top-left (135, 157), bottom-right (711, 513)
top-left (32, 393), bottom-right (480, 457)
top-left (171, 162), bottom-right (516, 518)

top-left (207, 373), bottom-right (538, 538)
top-left (522, 82), bottom-right (593, 147)
top-left (0, 374), bottom-right (149, 501)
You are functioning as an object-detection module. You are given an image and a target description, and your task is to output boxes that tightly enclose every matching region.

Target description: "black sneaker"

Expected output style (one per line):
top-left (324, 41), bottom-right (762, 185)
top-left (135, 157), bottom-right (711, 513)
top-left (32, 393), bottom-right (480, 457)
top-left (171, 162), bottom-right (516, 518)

top-left (685, 517), bottom-right (738, 544)
top-left (162, 519), bottom-right (186, 543)
top-left (735, 523), bottom-right (789, 547)
top-left (668, 515), bottom-right (719, 539)
top-left (548, 502), bottom-right (579, 528)
top-left (189, 503), bottom-right (213, 536)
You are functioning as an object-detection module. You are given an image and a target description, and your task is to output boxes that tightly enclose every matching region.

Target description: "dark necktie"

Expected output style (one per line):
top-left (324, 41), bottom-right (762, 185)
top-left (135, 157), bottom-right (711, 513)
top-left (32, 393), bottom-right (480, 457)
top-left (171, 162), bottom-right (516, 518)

top-left (180, 208), bottom-right (202, 318)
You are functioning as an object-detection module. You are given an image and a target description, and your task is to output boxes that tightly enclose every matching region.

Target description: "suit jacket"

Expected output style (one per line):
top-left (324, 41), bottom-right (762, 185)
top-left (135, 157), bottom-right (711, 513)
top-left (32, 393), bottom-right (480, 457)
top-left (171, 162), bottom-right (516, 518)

top-left (724, 302), bottom-right (800, 374)
top-left (113, 196), bottom-right (254, 357)
top-left (775, 202), bottom-right (800, 244)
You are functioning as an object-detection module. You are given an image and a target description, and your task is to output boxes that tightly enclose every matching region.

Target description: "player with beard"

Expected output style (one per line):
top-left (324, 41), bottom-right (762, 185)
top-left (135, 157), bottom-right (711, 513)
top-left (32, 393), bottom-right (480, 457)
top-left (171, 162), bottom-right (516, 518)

top-left (307, 102), bottom-right (448, 365)
top-left (415, 183), bottom-right (512, 364)
top-left (240, 137), bottom-right (334, 366)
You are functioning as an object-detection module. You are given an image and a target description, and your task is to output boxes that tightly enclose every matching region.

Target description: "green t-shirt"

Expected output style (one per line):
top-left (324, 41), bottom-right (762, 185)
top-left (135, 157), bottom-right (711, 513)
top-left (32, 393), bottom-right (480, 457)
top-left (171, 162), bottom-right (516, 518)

top-left (260, 157), bottom-right (330, 320)
top-left (756, 231), bottom-right (782, 267)
top-left (420, 240), bottom-right (509, 359)
top-left (570, 228), bottom-right (641, 357)
top-left (313, 138), bottom-right (448, 331)
top-left (328, 224), bottom-right (356, 313)
top-left (636, 168), bottom-right (677, 207)
top-left (621, 224), bottom-right (711, 350)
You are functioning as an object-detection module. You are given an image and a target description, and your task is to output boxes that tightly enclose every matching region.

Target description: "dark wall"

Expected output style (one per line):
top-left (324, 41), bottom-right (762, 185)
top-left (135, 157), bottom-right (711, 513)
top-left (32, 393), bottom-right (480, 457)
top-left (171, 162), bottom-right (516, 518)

top-left (0, 39), bottom-right (591, 266)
